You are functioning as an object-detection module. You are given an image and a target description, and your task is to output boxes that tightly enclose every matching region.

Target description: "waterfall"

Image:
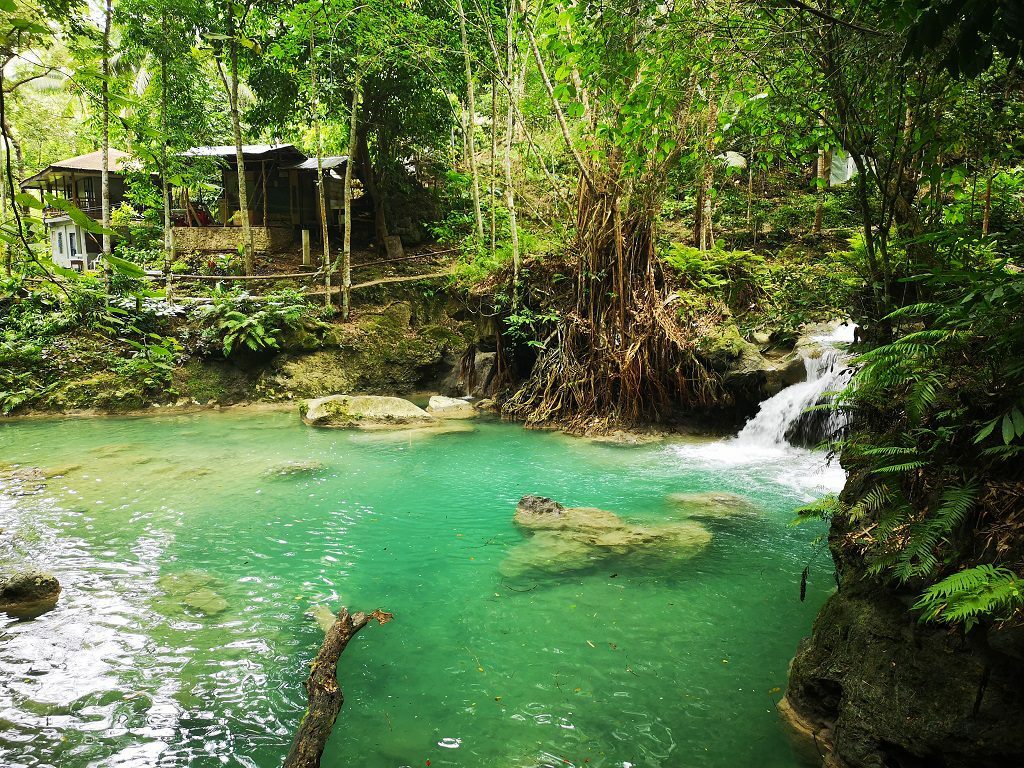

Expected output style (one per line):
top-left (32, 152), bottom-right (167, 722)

top-left (734, 324), bottom-right (855, 449)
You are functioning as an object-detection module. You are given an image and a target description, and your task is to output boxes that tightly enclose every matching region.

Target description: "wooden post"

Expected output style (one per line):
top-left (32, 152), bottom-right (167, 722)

top-left (302, 229), bottom-right (311, 266)
top-left (262, 160), bottom-right (268, 228)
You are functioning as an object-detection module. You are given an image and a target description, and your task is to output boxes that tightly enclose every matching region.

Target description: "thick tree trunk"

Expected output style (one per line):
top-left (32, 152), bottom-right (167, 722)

top-left (342, 82), bottom-right (359, 321)
top-left (101, 0), bottom-right (112, 262)
top-left (217, 9), bottom-right (254, 275)
top-left (456, 0), bottom-right (484, 239)
top-left (503, 4), bottom-right (520, 290)
top-left (356, 128), bottom-right (388, 254)
top-left (282, 607), bottom-right (369, 768)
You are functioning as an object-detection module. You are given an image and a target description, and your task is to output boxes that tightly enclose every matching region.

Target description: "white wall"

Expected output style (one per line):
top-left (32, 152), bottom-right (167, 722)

top-left (48, 222), bottom-right (86, 270)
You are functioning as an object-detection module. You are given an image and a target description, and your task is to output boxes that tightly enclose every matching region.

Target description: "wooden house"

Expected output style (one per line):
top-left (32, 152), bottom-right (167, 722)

top-left (20, 149), bottom-right (133, 271)
top-left (172, 144), bottom-right (356, 255)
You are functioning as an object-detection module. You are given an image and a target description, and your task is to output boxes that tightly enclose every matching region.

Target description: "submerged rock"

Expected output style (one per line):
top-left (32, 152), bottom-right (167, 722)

top-left (0, 465), bottom-right (46, 495)
top-left (426, 395), bottom-right (477, 419)
top-left (667, 491), bottom-right (761, 519)
top-left (264, 460), bottom-right (326, 477)
top-left (514, 495), bottom-right (622, 533)
top-left (0, 569), bottom-right (61, 618)
top-left (180, 588), bottom-right (228, 616)
top-left (502, 495), bottom-right (711, 578)
top-left (157, 570), bottom-right (228, 617)
top-left (300, 394), bottom-right (437, 429)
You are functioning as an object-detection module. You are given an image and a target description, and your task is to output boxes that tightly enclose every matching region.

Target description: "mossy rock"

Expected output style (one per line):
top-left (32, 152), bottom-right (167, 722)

top-left (0, 569), bottom-right (61, 618)
top-left (172, 358), bottom-right (259, 405)
top-left (697, 322), bottom-right (763, 373)
top-left (301, 394), bottom-right (437, 429)
top-left (43, 371), bottom-right (148, 412)
top-left (504, 495), bottom-right (712, 578)
top-left (667, 491), bottom-right (761, 519)
top-left (264, 302), bottom-right (464, 398)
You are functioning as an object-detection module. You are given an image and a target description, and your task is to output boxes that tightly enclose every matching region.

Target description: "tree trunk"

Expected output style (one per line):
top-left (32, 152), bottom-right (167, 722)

top-left (101, 0), bottom-right (112, 263)
top-left (694, 73), bottom-right (719, 251)
top-left (342, 82), bottom-right (359, 321)
top-left (218, 8), bottom-right (254, 275)
top-left (160, 21), bottom-right (173, 276)
top-left (503, 3), bottom-right (520, 291)
top-left (310, 26), bottom-right (331, 306)
top-left (525, 20), bottom-right (594, 193)
top-left (282, 607), bottom-right (369, 768)
top-left (489, 80), bottom-right (497, 257)
top-left (456, 0), bottom-right (484, 239)
top-left (356, 128), bottom-right (388, 255)
top-left (982, 162), bottom-right (994, 237)
top-left (812, 118), bottom-right (831, 235)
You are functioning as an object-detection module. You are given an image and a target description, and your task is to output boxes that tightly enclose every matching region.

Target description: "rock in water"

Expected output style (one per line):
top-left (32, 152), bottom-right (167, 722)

top-left (299, 394), bottom-right (437, 429)
top-left (157, 570), bottom-right (228, 617)
top-left (503, 495), bottom-right (712, 577)
top-left (514, 495), bottom-right (623, 533)
top-left (426, 395), bottom-right (477, 419)
top-left (181, 588), bottom-right (228, 616)
top-left (0, 569), bottom-right (61, 618)
top-left (667, 491), bottom-right (761, 519)
top-left (264, 460), bottom-right (326, 477)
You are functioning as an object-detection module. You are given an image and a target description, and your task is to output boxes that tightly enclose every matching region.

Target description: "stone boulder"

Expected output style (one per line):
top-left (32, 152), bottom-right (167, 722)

top-left (426, 395), bottom-right (477, 419)
top-left (667, 491), bottom-right (761, 519)
top-left (156, 570), bottom-right (228, 617)
top-left (0, 569), bottom-right (61, 618)
top-left (300, 394), bottom-right (437, 429)
top-left (502, 495), bottom-right (712, 578)
top-left (783, 575), bottom-right (1024, 768)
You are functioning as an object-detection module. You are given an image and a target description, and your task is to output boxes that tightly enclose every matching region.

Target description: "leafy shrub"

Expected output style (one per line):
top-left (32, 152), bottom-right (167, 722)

top-left (194, 288), bottom-right (319, 357)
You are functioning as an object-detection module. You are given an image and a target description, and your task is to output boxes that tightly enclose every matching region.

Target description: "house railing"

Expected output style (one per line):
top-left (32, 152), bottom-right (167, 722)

top-left (43, 204), bottom-right (103, 221)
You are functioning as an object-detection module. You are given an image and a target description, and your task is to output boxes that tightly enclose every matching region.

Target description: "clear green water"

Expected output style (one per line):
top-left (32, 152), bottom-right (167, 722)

top-left (0, 410), bottom-right (842, 768)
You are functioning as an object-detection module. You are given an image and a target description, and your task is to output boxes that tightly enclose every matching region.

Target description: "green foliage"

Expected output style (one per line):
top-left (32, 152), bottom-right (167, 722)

top-left (661, 242), bottom-right (861, 337)
top-left (914, 566), bottom-right (1024, 631)
top-left (839, 259), bottom-right (1024, 626)
top-left (195, 288), bottom-right (318, 357)
top-left (791, 494), bottom-right (847, 526)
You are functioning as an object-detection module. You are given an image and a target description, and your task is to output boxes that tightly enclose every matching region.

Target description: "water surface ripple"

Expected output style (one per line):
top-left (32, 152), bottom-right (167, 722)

top-left (0, 411), bottom-right (840, 767)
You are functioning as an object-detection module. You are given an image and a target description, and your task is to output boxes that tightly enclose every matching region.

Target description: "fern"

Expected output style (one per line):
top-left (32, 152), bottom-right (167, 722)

top-left (791, 495), bottom-right (846, 526)
top-left (914, 565), bottom-right (1024, 631)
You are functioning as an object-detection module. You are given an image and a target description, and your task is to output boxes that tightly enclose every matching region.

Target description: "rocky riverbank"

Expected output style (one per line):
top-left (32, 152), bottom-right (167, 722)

top-left (780, 514), bottom-right (1024, 768)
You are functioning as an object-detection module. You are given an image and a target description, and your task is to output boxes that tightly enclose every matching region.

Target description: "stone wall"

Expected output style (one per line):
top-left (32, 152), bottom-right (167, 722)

top-left (782, 531), bottom-right (1024, 767)
top-left (171, 225), bottom-right (295, 255)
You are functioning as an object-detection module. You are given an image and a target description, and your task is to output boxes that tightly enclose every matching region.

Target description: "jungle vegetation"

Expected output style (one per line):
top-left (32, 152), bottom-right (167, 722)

top-left (0, 0), bottom-right (1022, 630)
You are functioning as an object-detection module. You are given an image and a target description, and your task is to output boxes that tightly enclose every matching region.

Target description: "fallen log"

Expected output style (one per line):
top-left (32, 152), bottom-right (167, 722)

top-left (283, 606), bottom-right (376, 768)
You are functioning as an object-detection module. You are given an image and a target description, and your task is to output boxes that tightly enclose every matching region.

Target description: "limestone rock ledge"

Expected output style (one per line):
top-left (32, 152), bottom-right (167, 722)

top-left (782, 576), bottom-right (1024, 768)
top-left (300, 394), bottom-right (437, 429)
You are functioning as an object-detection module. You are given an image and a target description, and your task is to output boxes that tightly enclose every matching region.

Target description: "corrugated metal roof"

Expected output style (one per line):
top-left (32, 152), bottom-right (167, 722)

top-left (282, 156), bottom-right (348, 171)
top-left (181, 143), bottom-right (298, 158)
top-left (22, 149), bottom-right (134, 187)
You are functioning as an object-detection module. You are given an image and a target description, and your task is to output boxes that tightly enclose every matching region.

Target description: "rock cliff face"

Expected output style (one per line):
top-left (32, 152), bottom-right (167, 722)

top-left (783, 548), bottom-right (1024, 768)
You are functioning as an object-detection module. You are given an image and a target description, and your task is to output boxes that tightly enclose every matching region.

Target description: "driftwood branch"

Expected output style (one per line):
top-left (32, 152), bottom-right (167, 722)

top-left (283, 607), bottom-right (378, 768)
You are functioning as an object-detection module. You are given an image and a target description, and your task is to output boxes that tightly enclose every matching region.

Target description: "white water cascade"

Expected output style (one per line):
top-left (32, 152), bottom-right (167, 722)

top-left (667, 322), bottom-right (856, 499)
top-left (735, 323), bottom-right (855, 448)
